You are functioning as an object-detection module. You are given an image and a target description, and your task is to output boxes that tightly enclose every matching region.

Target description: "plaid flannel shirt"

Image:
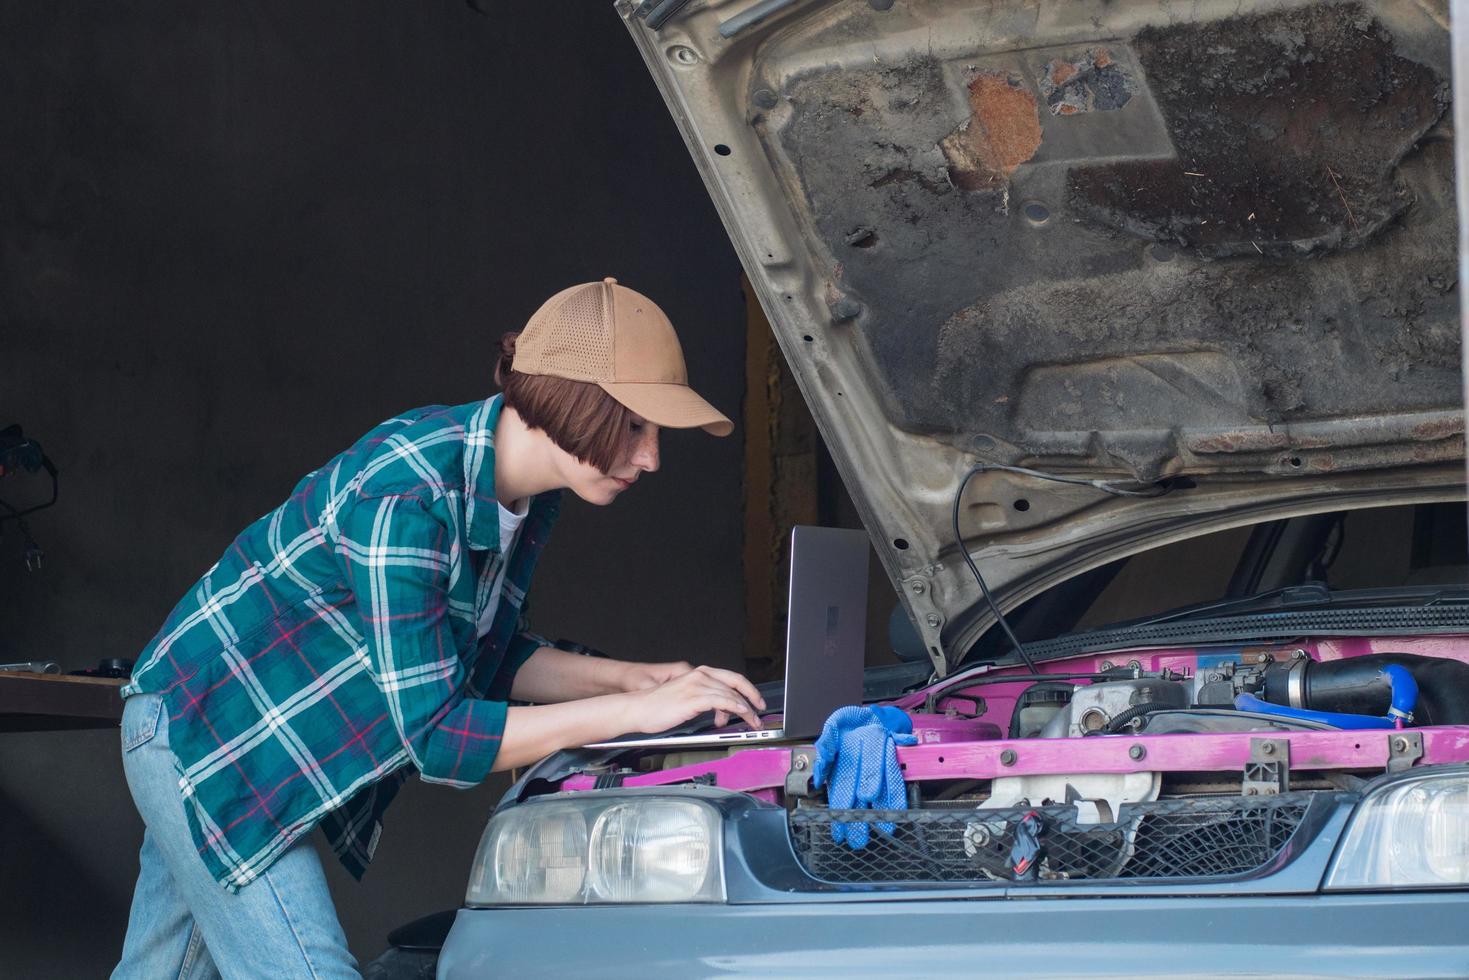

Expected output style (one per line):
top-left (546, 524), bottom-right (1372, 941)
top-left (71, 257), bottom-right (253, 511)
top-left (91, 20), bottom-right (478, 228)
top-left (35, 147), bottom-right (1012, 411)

top-left (123, 394), bottom-right (559, 891)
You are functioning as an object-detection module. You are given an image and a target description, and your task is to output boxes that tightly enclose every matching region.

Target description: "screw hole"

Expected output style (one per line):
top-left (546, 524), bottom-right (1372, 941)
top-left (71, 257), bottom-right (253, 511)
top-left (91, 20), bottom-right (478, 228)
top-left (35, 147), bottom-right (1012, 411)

top-left (1022, 201), bottom-right (1050, 224)
top-left (714, 144), bottom-right (732, 156)
top-left (1288, 456), bottom-right (1303, 468)
top-left (802, 334), bottom-right (813, 342)
top-left (894, 538), bottom-right (910, 550)
top-left (937, 756), bottom-right (945, 763)
top-left (1013, 498), bottom-right (1031, 512)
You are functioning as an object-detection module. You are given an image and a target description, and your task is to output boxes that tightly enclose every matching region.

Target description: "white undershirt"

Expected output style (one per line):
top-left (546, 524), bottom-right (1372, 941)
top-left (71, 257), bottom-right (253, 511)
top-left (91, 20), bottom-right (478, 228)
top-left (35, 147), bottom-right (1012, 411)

top-left (476, 498), bottom-right (529, 638)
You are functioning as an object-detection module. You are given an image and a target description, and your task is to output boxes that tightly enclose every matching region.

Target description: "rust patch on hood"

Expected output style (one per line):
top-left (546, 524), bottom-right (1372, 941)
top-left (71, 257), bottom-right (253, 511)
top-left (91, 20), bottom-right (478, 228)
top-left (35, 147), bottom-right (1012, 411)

top-left (1048, 62), bottom-right (1078, 86)
top-left (1188, 431), bottom-right (1293, 455)
top-left (941, 72), bottom-right (1042, 191)
top-left (1039, 48), bottom-right (1135, 116)
top-left (1412, 416), bottom-right (1466, 441)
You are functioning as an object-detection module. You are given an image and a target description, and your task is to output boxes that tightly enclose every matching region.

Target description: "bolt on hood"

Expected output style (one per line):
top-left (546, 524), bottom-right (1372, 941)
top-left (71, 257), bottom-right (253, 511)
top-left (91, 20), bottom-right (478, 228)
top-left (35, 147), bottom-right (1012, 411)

top-left (617, 0), bottom-right (1465, 675)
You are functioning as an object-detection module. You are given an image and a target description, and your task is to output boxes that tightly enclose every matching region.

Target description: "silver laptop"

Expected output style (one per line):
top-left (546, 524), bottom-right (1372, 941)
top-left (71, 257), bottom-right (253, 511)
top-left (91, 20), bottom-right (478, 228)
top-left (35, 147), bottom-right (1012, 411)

top-left (586, 525), bottom-right (869, 750)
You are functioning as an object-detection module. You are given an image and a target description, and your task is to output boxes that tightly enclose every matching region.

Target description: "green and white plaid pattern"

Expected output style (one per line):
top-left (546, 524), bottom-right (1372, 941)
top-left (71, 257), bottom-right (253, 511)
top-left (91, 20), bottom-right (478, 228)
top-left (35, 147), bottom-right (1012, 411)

top-left (124, 395), bottom-right (559, 891)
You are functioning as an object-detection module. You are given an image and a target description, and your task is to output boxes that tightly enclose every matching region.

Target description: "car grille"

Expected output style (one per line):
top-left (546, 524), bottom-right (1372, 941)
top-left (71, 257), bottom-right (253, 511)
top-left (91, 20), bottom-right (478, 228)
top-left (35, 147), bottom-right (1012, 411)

top-left (789, 792), bottom-right (1313, 884)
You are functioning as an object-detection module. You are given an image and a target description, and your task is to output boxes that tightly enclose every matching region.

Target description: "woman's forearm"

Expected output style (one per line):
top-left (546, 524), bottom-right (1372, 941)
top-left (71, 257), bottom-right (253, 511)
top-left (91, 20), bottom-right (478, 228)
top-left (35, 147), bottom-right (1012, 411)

top-left (494, 696), bottom-right (631, 771)
top-left (508, 646), bottom-right (630, 703)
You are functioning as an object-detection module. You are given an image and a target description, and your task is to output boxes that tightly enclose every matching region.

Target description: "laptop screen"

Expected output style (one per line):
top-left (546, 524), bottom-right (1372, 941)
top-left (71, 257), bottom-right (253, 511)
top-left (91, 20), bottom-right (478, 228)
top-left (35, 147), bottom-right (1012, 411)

top-left (781, 526), bottom-right (870, 737)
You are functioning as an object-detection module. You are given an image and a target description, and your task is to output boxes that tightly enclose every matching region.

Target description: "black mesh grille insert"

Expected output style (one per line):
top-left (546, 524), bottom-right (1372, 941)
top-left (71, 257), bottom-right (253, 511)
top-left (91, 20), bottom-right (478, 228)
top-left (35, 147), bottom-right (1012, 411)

top-left (790, 793), bottom-right (1312, 884)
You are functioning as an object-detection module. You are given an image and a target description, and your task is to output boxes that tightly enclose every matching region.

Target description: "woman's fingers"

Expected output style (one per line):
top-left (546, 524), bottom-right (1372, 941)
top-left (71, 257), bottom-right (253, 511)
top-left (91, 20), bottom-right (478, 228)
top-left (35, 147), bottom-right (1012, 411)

top-left (640, 668), bottom-right (766, 733)
top-left (680, 678), bottom-right (759, 731)
top-left (693, 676), bottom-right (764, 730)
top-left (716, 691), bottom-right (763, 731)
top-left (695, 665), bottom-right (767, 711)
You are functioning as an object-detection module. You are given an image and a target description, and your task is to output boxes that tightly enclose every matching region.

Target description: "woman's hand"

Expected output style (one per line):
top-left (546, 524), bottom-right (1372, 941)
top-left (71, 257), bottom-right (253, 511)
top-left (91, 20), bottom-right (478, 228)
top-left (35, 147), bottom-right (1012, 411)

top-left (496, 665), bottom-right (769, 770)
top-left (616, 659), bottom-right (696, 693)
top-left (624, 665), bottom-right (768, 732)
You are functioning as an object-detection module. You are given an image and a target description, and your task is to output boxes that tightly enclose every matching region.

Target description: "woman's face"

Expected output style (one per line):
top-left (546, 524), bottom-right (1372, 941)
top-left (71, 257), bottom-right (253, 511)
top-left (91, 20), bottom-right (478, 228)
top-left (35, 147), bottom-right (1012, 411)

top-left (558, 417), bottom-right (661, 506)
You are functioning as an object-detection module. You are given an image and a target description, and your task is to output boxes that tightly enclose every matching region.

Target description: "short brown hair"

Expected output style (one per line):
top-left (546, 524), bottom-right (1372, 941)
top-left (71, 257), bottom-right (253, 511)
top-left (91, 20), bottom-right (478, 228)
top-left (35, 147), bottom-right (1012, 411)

top-left (495, 331), bottom-right (638, 474)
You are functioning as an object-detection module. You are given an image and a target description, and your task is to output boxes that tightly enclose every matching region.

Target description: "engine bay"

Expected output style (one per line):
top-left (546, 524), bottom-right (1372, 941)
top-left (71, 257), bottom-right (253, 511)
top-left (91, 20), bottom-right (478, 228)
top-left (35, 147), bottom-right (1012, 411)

top-left (556, 636), bottom-right (1469, 883)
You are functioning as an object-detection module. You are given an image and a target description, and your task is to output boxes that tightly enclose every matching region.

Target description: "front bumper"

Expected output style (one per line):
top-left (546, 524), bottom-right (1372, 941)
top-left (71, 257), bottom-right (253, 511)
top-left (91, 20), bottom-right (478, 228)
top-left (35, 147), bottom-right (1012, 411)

top-left (449, 774), bottom-right (1469, 976)
top-left (437, 892), bottom-right (1469, 978)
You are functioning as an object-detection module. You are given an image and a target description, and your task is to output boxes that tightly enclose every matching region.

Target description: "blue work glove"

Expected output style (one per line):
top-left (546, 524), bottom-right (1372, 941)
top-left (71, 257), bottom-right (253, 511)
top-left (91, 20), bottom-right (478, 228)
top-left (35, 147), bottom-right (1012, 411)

top-left (811, 705), bottom-right (918, 849)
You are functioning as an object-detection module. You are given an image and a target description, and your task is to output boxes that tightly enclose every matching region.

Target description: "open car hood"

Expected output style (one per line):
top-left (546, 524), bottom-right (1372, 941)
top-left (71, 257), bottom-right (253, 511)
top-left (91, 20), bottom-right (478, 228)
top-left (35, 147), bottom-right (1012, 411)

top-left (617, 0), bottom-right (1465, 675)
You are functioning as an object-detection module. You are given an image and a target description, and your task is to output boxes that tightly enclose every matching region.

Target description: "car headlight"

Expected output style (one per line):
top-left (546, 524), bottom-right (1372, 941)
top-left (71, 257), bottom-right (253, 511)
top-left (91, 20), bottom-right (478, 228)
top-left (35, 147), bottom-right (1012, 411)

top-left (1325, 771), bottom-right (1469, 889)
top-left (465, 796), bottom-right (725, 905)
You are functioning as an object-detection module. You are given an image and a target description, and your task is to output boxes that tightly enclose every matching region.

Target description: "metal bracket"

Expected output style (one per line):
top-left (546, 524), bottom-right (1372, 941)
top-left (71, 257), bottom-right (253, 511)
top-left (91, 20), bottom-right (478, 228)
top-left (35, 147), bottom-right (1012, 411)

top-left (785, 746), bottom-right (818, 798)
top-left (1387, 731), bottom-right (1424, 774)
top-left (1243, 737), bottom-right (1290, 796)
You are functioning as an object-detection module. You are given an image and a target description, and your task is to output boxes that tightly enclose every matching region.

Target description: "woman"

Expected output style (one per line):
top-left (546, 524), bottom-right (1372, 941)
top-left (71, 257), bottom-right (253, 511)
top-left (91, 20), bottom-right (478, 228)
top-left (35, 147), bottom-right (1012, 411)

top-left (113, 278), bottom-right (764, 978)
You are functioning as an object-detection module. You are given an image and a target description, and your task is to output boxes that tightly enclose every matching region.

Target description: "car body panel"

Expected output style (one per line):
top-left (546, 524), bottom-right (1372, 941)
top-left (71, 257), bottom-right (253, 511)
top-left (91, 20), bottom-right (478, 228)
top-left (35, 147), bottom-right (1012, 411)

top-left (439, 891), bottom-right (1469, 978)
top-left (616, 0), bottom-right (1464, 673)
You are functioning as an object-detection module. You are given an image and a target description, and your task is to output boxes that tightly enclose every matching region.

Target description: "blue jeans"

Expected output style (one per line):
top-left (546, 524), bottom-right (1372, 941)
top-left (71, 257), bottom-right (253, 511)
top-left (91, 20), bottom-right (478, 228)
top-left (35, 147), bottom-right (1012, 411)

top-left (113, 693), bottom-right (361, 979)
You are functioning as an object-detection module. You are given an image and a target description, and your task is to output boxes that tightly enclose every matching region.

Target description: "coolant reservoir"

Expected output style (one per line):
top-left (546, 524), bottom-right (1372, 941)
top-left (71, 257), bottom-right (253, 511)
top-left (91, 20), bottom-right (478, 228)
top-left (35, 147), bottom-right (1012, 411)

top-left (1038, 678), bottom-right (1192, 738)
top-left (906, 713), bottom-right (1003, 744)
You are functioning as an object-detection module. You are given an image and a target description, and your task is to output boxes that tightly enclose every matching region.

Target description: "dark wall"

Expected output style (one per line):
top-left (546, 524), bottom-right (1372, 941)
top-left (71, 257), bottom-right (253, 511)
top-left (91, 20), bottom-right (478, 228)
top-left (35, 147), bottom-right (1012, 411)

top-left (0, 2), bottom-right (745, 974)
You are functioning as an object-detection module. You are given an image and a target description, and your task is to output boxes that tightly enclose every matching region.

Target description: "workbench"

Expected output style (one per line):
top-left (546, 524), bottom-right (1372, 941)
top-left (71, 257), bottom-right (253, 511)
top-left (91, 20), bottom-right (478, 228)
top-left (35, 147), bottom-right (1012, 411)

top-left (0, 671), bottom-right (126, 732)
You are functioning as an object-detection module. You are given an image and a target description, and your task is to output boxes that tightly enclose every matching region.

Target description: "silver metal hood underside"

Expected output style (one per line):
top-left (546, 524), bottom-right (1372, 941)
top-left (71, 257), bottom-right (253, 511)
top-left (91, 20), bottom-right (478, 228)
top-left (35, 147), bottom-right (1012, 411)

top-left (617, 0), bottom-right (1466, 675)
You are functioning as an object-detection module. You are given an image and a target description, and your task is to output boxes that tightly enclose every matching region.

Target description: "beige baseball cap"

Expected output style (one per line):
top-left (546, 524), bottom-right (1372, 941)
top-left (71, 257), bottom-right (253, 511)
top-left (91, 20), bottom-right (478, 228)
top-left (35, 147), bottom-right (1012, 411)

top-left (512, 278), bottom-right (734, 437)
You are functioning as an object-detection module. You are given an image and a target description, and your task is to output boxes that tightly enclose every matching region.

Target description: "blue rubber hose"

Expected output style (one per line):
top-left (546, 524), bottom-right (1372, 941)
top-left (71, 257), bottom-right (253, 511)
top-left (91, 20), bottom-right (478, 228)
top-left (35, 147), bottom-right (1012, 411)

top-left (1233, 693), bottom-right (1396, 729)
top-left (1381, 664), bottom-right (1419, 726)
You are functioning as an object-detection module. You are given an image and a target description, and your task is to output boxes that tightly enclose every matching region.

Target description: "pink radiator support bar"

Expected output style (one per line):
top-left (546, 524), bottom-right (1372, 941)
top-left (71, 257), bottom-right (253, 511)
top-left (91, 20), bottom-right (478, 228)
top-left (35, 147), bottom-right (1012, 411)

top-left (561, 727), bottom-right (1469, 795)
top-left (561, 636), bottom-right (1469, 795)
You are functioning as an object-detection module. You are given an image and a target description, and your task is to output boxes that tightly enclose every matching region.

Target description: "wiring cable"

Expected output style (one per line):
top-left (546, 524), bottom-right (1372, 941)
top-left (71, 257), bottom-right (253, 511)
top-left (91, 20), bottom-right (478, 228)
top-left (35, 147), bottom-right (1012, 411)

top-left (0, 433), bottom-right (58, 570)
top-left (951, 462), bottom-right (1173, 673)
top-left (921, 670), bottom-right (1115, 714)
